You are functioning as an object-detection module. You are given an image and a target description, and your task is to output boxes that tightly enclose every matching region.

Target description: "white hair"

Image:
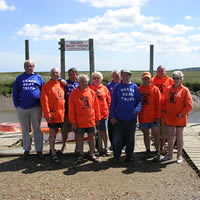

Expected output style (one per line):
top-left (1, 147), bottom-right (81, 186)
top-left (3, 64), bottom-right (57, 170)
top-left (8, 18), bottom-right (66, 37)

top-left (77, 74), bottom-right (89, 82)
top-left (172, 71), bottom-right (184, 80)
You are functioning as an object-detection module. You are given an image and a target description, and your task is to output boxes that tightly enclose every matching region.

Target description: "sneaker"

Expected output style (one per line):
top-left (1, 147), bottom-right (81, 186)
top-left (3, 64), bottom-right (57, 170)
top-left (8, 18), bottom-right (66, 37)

top-left (37, 151), bottom-right (44, 160)
top-left (161, 155), bottom-right (172, 161)
top-left (56, 150), bottom-right (64, 157)
top-left (51, 155), bottom-right (61, 163)
top-left (177, 157), bottom-right (183, 164)
top-left (88, 153), bottom-right (99, 163)
top-left (21, 151), bottom-right (29, 160)
top-left (153, 151), bottom-right (160, 162)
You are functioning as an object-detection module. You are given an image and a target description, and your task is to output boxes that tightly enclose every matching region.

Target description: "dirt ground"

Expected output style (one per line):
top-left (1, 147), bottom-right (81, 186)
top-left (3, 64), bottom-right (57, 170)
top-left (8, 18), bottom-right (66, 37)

top-left (0, 151), bottom-right (199, 200)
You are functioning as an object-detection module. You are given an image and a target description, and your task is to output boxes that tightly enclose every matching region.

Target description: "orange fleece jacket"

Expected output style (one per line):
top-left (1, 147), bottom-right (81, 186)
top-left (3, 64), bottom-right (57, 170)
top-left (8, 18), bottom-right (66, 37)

top-left (138, 84), bottom-right (162, 123)
top-left (68, 87), bottom-right (101, 128)
top-left (40, 80), bottom-right (65, 123)
top-left (89, 84), bottom-right (111, 119)
top-left (163, 84), bottom-right (193, 127)
top-left (152, 75), bottom-right (173, 111)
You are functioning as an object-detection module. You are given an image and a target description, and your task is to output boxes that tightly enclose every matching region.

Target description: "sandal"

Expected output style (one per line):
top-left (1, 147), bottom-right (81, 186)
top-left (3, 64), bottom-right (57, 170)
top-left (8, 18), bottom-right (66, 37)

top-left (51, 155), bottom-right (61, 163)
top-left (88, 153), bottom-right (99, 163)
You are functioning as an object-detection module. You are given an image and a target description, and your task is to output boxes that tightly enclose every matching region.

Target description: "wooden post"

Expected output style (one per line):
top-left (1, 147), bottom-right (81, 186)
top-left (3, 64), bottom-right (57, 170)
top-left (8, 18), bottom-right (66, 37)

top-left (25, 40), bottom-right (29, 60)
top-left (89, 39), bottom-right (95, 83)
top-left (59, 38), bottom-right (65, 79)
top-left (150, 44), bottom-right (154, 77)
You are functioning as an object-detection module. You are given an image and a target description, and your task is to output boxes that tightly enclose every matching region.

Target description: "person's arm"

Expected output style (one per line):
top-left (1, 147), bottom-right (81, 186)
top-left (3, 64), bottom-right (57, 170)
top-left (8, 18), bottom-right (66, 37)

top-left (134, 85), bottom-right (142, 114)
top-left (12, 79), bottom-right (19, 108)
top-left (180, 88), bottom-right (193, 116)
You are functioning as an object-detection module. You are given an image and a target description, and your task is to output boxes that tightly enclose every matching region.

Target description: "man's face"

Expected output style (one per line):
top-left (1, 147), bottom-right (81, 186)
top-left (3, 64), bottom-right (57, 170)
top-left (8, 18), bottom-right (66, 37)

top-left (51, 68), bottom-right (60, 81)
top-left (121, 72), bottom-right (131, 83)
top-left (142, 77), bottom-right (151, 86)
top-left (112, 72), bottom-right (121, 83)
top-left (79, 78), bottom-right (88, 90)
top-left (24, 62), bottom-right (34, 75)
top-left (68, 71), bottom-right (77, 82)
top-left (157, 67), bottom-right (166, 78)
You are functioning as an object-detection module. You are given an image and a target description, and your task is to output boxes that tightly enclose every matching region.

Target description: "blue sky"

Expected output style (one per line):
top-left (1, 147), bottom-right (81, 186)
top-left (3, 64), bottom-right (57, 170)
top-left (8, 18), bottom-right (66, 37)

top-left (1, 0), bottom-right (200, 72)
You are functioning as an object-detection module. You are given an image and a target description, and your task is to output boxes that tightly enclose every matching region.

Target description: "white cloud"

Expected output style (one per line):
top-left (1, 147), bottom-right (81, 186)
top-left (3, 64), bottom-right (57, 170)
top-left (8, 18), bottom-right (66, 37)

top-left (185, 16), bottom-right (192, 20)
top-left (0, 0), bottom-right (15, 11)
top-left (142, 23), bottom-right (194, 35)
top-left (78, 0), bottom-right (147, 8)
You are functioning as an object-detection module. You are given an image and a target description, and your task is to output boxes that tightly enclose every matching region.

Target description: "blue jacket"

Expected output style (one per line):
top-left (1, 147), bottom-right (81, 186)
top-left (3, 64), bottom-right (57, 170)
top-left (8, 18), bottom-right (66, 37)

top-left (109, 81), bottom-right (142, 121)
top-left (106, 80), bottom-right (118, 96)
top-left (64, 79), bottom-right (79, 114)
top-left (13, 72), bottom-right (44, 109)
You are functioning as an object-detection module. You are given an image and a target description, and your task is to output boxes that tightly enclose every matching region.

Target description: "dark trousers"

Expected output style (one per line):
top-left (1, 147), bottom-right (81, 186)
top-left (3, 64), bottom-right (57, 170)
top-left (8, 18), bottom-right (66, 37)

top-left (108, 118), bottom-right (114, 146)
top-left (113, 119), bottom-right (136, 159)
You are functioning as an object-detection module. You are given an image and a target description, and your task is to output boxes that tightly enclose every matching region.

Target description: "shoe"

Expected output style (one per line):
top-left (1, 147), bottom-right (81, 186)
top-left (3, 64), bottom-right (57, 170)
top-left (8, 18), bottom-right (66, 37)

top-left (102, 148), bottom-right (110, 156)
top-left (177, 157), bottom-right (183, 164)
top-left (153, 151), bottom-right (160, 162)
top-left (56, 150), bottom-right (64, 157)
top-left (51, 155), bottom-right (61, 163)
top-left (125, 156), bottom-right (134, 162)
top-left (75, 155), bottom-right (86, 164)
top-left (112, 157), bottom-right (120, 164)
top-left (109, 146), bottom-right (113, 151)
top-left (160, 149), bottom-right (166, 156)
top-left (21, 151), bottom-right (29, 160)
top-left (161, 155), bottom-right (172, 161)
top-left (145, 149), bottom-right (152, 157)
top-left (37, 151), bottom-right (44, 160)
top-left (88, 153), bottom-right (99, 163)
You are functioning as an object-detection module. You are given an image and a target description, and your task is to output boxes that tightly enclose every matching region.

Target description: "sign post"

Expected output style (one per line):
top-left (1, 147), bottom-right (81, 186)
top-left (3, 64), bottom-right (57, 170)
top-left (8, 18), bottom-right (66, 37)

top-left (150, 44), bottom-right (154, 77)
top-left (59, 39), bottom-right (95, 80)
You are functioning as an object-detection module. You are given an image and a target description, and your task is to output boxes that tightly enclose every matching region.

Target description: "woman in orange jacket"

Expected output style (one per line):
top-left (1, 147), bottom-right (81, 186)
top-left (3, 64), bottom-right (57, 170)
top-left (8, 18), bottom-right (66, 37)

top-left (162, 71), bottom-right (193, 164)
top-left (139, 72), bottom-right (162, 161)
top-left (89, 72), bottom-right (111, 156)
top-left (40, 68), bottom-right (65, 163)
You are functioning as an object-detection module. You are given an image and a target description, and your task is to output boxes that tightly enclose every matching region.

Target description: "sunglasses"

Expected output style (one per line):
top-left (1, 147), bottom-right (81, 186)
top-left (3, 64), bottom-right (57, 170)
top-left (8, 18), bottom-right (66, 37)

top-left (173, 77), bottom-right (180, 80)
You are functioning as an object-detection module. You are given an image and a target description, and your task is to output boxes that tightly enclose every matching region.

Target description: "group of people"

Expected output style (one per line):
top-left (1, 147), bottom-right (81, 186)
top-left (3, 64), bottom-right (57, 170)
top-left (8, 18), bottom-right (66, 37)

top-left (13, 60), bottom-right (193, 165)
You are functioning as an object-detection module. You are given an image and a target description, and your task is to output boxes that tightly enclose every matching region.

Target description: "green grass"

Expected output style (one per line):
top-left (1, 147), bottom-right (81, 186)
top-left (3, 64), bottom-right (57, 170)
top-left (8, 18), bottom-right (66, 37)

top-left (1, 70), bottom-right (200, 95)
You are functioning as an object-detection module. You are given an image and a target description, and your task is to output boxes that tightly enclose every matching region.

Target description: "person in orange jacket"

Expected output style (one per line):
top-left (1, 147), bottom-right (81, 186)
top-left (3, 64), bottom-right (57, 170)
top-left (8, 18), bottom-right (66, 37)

top-left (40, 68), bottom-right (65, 163)
top-left (89, 72), bottom-right (111, 156)
top-left (161, 71), bottom-right (193, 164)
top-left (139, 72), bottom-right (162, 161)
top-left (68, 74), bottom-right (101, 164)
top-left (152, 65), bottom-right (173, 155)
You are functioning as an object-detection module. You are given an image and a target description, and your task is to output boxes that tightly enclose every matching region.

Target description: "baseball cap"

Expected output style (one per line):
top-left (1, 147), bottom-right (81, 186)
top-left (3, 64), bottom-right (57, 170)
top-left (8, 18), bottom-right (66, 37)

top-left (142, 72), bottom-right (152, 79)
top-left (121, 69), bottom-right (132, 75)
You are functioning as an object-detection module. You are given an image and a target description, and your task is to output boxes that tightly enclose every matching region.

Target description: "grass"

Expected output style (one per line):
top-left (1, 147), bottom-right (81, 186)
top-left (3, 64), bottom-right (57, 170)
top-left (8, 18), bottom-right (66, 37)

top-left (1, 70), bottom-right (200, 95)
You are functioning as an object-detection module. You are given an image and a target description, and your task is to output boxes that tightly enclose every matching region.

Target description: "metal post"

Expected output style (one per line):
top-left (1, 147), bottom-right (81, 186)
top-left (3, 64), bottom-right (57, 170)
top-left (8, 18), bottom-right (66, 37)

top-left (89, 39), bottom-right (95, 83)
top-left (59, 38), bottom-right (65, 79)
top-left (150, 44), bottom-right (154, 77)
top-left (25, 40), bottom-right (29, 60)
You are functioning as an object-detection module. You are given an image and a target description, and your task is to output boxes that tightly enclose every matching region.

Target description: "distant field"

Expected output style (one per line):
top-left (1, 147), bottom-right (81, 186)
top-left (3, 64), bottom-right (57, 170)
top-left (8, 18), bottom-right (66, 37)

top-left (0, 70), bottom-right (200, 95)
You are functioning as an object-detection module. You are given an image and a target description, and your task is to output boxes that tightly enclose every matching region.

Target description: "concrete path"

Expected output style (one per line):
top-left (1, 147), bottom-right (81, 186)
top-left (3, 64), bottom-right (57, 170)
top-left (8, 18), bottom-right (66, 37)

top-left (0, 123), bottom-right (199, 175)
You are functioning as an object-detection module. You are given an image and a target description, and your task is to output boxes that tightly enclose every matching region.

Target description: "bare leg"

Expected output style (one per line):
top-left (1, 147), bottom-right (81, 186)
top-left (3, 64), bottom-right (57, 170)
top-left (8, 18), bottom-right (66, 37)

top-left (76, 134), bottom-right (84, 155)
top-left (142, 129), bottom-right (150, 151)
top-left (99, 130), bottom-right (108, 148)
top-left (151, 126), bottom-right (160, 152)
top-left (176, 127), bottom-right (184, 158)
top-left (61, 132), bottom-right (68, 152)
top-left (167, 126), bottom-right (174, 158)
top-left (49, 128), bottom-right (58, 156)
top-left (88, 133), bottom-right (96, 154)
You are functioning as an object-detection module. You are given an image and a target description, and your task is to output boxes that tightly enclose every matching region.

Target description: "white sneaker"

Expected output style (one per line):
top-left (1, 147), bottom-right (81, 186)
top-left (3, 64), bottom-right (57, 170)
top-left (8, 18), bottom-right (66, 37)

top-left (177, 157), bottom-right (183, 164)
top-left (161, 155), bottom-right (172, 161)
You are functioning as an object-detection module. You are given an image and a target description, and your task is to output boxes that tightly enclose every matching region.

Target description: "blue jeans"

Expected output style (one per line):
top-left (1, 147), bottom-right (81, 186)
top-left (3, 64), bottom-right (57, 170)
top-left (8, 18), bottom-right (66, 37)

top-left (113, 119), bottom-right (136, 159)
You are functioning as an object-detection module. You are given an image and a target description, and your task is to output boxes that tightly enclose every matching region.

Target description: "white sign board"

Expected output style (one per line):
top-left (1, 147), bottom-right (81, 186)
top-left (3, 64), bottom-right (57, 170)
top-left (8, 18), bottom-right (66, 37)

top-left (65, 40), bottom-right (89, 51)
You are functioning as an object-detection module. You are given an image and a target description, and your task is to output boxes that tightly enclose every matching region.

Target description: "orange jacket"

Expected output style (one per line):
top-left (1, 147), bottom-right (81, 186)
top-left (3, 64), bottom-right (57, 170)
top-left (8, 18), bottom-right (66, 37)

top-left (138, 84), bottom-right (161, 123)
top-left (89, 84), bottom-right (111, 119)
top-left (40, 80), bottom-right (65, 123)
top-left (152, 75), bottom-right (173, 111)
top-left (163, 84), bottom-right (193, 126)
top-left (68, 87), bottom-right (101, 128)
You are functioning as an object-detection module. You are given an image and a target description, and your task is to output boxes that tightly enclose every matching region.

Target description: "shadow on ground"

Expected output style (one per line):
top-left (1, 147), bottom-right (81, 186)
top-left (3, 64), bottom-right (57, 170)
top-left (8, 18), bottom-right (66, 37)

top-left (0, 152), bottom-right (176, 175)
